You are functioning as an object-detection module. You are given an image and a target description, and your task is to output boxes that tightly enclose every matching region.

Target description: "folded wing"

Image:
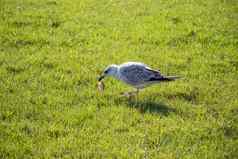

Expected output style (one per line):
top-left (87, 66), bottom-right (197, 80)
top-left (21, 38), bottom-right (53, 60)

top-left (119, 64), bottom-right (164, 85)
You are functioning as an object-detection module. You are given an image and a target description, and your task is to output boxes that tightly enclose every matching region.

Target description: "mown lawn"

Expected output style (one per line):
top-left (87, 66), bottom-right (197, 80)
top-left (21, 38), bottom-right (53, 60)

top-left (0, 0), bottom-right (238, 158)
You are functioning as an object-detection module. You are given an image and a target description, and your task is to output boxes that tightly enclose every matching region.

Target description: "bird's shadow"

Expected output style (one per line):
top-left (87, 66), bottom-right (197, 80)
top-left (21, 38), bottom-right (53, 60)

top-left (114, 97), bottom-right (176, 116)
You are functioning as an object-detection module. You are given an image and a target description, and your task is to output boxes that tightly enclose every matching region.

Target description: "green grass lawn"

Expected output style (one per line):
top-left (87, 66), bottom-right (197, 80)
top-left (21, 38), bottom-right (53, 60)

top-left (0, 0), bottom-right (238, 158)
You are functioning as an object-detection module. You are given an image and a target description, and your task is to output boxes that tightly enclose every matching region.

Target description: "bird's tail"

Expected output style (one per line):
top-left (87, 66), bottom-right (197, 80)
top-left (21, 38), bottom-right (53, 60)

top-left (160, 76), bottom-right (181, 81)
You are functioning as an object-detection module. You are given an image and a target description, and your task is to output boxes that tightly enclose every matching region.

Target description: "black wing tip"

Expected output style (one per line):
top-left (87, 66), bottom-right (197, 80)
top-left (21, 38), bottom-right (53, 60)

top-left (149, 76), bottom-right (181, 82)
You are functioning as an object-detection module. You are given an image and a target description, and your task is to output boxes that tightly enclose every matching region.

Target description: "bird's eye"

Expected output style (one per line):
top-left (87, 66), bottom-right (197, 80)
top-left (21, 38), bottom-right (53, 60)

top-left (105, 70), bottom-right (109, 74)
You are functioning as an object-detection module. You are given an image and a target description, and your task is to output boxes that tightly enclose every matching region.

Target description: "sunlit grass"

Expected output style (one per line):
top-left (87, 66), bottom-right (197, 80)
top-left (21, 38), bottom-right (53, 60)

top-left (0, 0), bottom-right (238, 158)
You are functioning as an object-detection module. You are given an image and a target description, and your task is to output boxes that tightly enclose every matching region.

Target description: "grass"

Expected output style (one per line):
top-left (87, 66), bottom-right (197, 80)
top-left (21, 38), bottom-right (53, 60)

top-left (0, 0), bottom-right (238, 158)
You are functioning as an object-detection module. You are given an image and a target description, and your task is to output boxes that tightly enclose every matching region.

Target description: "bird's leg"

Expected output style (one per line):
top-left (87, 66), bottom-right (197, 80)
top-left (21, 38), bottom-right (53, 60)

top-left (129, 88), bottom-right (139, 96)
top-left (120, 88), bottom-right (139, 98)
top-left (134, 88), bottom-right (140, 103)
top-left (136, 88), bottom-right (139, 95)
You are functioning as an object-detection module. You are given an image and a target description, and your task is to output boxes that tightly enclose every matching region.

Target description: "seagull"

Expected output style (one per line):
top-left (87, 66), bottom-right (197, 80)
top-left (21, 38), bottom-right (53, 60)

top-left (98, 62), bottom-right (180, 97)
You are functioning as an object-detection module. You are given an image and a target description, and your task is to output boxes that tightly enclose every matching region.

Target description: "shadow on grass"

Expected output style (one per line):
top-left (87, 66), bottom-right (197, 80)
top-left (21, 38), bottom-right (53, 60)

top-left (115, 97), bottom-right (176, 116)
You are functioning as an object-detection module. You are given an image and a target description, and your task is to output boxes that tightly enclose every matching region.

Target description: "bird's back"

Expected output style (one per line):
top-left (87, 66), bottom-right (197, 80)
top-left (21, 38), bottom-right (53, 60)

top-left (115, 62), bottom-right (179, 89)
top-left (119, 62), bottom-right (148, 68)
top-left (118, 62), bottom-right (159, 88)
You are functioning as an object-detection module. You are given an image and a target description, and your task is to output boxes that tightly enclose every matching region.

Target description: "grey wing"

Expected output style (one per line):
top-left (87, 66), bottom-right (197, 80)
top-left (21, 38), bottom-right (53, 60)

top-left (119, 65), bottom-right (163, 85)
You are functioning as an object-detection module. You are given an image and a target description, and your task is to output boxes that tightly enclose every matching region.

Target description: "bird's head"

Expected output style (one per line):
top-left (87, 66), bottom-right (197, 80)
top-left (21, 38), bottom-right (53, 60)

top-left (98, 64), bottom-right (118, 81)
